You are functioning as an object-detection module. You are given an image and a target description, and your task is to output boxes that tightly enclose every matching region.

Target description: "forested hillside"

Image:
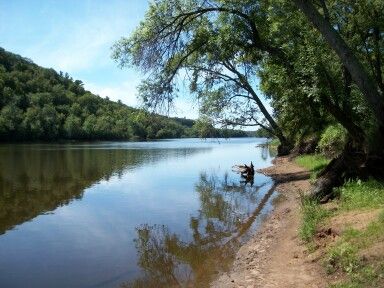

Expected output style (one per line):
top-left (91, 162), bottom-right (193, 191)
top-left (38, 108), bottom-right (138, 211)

top-left (0, 47), bottom-right (247, 141)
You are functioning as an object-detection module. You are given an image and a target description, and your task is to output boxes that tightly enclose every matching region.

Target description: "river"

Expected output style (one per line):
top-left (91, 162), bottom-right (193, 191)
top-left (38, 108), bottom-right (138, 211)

top-left (0, 138), bottom-right (276, 288)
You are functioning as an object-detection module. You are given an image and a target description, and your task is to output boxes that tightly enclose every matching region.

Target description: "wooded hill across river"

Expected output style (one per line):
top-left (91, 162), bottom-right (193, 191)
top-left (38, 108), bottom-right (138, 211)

top-left (0, 47), bottom-right (250, 141)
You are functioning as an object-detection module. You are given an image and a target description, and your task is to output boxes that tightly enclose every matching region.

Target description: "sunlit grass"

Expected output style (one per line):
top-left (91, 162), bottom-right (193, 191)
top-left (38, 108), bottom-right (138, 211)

top-left (326, 210), bottom-right (384, 287)
top-left (296, 154), bottom-right (332, 242)
top-left (295, 154), bottom-right (330, 180)
top-left (299, 194), bottom-right (330, 243)
top-left (336, 179), bottom-right (384, 211)
top-left (296, 155), bottom-right (384, 286)
top-left (300, 177), bottom-right (384, 287)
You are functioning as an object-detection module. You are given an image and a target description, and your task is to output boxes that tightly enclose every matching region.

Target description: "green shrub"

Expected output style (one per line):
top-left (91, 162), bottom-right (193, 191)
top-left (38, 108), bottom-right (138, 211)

top-left (268, 138), bottom-right (280, 146)
top-left (318, 124), bottom-right (347, 157)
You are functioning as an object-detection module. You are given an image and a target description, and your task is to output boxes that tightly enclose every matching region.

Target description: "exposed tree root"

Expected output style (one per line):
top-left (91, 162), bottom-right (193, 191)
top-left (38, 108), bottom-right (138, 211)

top-left (309, 144), bottom-right (366, 201)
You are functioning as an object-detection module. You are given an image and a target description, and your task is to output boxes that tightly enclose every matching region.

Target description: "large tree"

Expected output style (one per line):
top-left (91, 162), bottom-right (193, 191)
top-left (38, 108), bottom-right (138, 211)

top-left (112, 0), bottom-right (293, 154)
top-left (113, 0), bottom-right (384, 198)
top-left (289, 0), bottom-right (384, 198)
top-left (294, 0), bottom-right (384, 131)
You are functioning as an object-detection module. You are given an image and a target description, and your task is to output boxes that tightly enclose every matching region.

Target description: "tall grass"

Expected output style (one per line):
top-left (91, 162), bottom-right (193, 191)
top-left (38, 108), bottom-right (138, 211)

top-left (336, 179), bottom-right (384, 211)
top-left (295, 154), bottom-right (330, 173)
top-left (299, 195), bottom-right (329, 243)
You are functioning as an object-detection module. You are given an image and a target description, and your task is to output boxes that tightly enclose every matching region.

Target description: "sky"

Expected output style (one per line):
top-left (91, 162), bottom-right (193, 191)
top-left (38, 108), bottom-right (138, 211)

top-left (0, 0), bottom-right (200, 118)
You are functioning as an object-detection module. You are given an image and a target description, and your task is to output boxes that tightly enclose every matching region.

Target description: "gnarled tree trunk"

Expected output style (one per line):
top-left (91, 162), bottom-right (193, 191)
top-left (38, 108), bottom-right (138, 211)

top-left (309, 142), bottom-right (366, 201)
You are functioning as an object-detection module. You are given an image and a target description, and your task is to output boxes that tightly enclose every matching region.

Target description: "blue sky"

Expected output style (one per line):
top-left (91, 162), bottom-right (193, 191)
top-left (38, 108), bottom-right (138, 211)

top-left (0, 0), bottom-right (200, 118)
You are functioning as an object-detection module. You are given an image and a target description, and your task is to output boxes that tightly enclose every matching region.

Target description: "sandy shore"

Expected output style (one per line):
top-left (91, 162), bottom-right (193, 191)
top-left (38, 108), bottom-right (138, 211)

top-left (211, 156), bottom-right (327, 288)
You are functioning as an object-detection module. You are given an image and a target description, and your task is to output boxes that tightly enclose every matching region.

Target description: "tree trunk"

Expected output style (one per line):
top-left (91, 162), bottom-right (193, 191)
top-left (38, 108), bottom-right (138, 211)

top-left (318, 64), bottom-right (366, 142)
top-left (293, 0), bottom-right (384, 129)
top-left (309, 142), bottom-right (366, 201)
top-left (225, 63), bottom-right (293, 155)
top-left (248, 88), bottom-right (292, 155)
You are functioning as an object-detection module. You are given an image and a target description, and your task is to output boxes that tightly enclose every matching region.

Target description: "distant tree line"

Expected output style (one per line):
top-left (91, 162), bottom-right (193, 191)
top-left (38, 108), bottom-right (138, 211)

top-left (0, 48), bottom-right (247, 141)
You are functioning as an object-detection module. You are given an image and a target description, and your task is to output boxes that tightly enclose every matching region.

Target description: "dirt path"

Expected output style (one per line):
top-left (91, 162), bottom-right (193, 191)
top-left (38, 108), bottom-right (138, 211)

top-left (211, 156), bottom-right (327, 288)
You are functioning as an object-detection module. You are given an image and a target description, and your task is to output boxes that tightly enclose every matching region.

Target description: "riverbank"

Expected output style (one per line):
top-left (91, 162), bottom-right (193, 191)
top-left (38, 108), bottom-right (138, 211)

top-left (211, 156), bottom-right (327, 287)
top-left (212, 154), bottom-right (384, 288)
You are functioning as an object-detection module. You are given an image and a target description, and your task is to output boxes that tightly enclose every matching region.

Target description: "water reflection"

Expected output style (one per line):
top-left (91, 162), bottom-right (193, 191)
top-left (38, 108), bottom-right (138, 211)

top-left (0, 139), bottom-right (275, 288)
top-left (261, 144), bottom-right (278, 160)
top-left (124, 172), bottom-right (275, 287)
top-left (0, 144), bottom-right (206, 235)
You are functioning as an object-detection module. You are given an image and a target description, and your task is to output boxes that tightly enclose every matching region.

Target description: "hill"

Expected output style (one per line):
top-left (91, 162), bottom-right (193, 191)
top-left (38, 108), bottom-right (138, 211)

top-left (0, 47), bottom-right (247, 141)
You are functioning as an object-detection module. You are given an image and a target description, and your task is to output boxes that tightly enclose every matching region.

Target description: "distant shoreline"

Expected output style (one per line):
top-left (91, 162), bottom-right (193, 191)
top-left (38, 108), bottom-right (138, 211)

top-left (0, 135), bottom-right (260, 145)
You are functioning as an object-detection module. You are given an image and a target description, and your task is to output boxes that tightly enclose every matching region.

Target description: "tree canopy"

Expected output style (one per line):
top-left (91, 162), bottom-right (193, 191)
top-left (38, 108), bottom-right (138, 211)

top-left (113, 0), bottom-right (384, 196)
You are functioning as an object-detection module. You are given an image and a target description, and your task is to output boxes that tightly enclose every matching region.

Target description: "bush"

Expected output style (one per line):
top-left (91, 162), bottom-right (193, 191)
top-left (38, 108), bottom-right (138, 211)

top-left (317, 124), bottom-right (347, 157)
top-left (268, 138), bottom-right (280, 146)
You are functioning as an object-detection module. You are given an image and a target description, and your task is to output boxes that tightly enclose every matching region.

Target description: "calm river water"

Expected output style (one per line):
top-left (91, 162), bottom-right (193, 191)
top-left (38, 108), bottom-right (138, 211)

top-left (0, 138), bottom-right (276, 288)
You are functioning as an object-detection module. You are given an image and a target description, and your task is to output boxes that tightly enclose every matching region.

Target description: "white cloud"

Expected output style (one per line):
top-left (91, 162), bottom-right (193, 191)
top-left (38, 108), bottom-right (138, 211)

top-left (85, 80), bottom-right (140, 108)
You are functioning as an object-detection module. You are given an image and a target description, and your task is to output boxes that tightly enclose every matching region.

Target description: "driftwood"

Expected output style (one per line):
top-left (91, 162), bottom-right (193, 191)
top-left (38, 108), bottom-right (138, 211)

top-left (232, 162), bottom-right (255, 178)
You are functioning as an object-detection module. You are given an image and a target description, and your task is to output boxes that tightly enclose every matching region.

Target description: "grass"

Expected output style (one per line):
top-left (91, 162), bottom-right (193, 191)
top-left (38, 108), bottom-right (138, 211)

top-left (326, 241), bottom-right (359, 275)
top-left (326, 210), bottom-right (384, 287)
top-left (295, 154), bottom-right (330, 180)
top-left (329, 263), bottom-right (384, 288)
top-left (296, 154), bottom-right (332, 243)
top-left (299, 177), bottom-right (384, 287)
top-left (335, 179), bottom-right (384, 211)
top-left (294, 154), bottom-right (384, 286)
top-left (299, 194), bottom-right (330, 243)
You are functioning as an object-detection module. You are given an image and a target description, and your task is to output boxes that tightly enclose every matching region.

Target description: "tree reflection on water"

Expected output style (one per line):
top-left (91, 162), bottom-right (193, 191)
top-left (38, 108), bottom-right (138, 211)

top-left (123, 171), bottom-right (276, 288)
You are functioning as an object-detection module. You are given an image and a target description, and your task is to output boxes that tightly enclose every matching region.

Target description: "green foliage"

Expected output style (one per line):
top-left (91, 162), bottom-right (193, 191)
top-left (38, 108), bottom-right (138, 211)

top-left (112, 0), bottom-right (291, 142)
top-left (2, 47), bottom-right (245, 141)
top-left (318, 124), bottom-right (347, 157)
top-left (336, 180), bottom-right (384, 211)
top-left (254, 128), bottom-right (273, 138)
top-left (192, 117), bottom-right (217, 138)
top-left (112, 0), bottom-right (384, 154)
top-left (299, 195), bottom-right (330, 242)
top-left (295, 154), bottom-right (330, 180)
top-left (268, 138), bottom-right (280, 146)
top-left (326, 210), bottom-right (384, 287)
